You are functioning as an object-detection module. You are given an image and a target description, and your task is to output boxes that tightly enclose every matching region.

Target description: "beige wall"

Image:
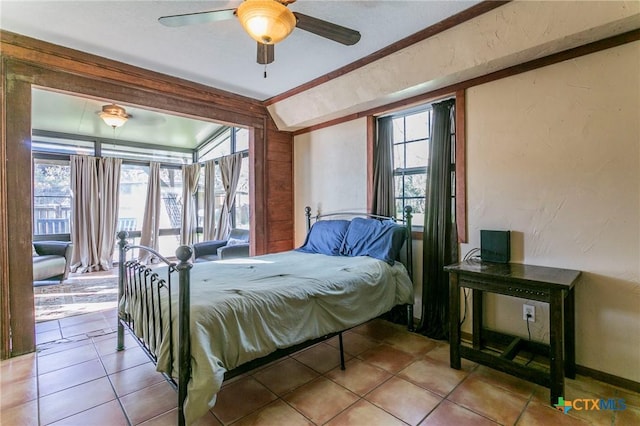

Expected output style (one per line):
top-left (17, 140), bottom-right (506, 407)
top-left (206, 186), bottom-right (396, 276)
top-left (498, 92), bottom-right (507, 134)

top-left (465, 41), bottom-right (639, 381)
top-left (293, 41), bottom-right (640, 381)
top-left (293, 118), bottom-right (368, 247)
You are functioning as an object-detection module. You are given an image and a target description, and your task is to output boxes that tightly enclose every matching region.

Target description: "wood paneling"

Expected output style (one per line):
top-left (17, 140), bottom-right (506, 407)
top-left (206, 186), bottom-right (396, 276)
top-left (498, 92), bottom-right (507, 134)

top-left (0, 56), bottom-right (10, 359)
top-left (3, 70), bottom-right (36, 356)
top-left (0, 31), bottom-right (264, 115)
top-left (268, 240), bottom-right (294, 253)
top-left (0, 33), bottom-right (295, 358)
top-left (268, 220), bottom-right (294, 242)
top-left (264, 115), bottom-right (294, 253)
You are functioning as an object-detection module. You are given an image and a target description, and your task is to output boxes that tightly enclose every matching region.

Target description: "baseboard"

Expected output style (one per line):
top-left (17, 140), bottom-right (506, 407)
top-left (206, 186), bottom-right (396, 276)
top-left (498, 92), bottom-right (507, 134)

top-left (575, 365), bottom-right (640, 393)
top-left (459, 331), bottom-right (639, 393)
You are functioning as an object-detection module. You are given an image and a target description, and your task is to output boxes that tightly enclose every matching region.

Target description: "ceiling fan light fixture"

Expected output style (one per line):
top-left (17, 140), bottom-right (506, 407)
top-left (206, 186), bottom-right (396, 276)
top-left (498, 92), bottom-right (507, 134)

top-left (99, 104), bottom-right (130, 128)
top-left (237, 0), bottom-right (296, 45)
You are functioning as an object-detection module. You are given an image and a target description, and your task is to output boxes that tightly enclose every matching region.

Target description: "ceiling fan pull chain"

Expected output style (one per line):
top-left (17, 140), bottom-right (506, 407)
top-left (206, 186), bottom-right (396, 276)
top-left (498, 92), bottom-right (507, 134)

top-left (264, 64), bottom-right (268, 79)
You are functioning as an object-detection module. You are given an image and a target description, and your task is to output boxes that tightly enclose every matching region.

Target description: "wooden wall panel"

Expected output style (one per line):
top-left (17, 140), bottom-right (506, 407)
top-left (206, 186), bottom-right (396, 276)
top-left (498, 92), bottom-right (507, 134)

top-left (3, 73), bottom-right (36, 355)
top-left (264, 116), bottom-right (294, 252)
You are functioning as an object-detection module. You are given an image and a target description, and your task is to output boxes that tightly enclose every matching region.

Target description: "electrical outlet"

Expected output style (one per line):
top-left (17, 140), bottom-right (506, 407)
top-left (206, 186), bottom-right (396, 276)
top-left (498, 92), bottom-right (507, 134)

top-left (523, 304), bottom-right (535, 322)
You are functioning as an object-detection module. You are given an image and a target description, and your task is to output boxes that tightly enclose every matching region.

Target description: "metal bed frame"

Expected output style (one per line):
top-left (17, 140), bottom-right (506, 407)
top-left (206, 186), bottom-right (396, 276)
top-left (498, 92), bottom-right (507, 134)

top-left (116, 206), bottom-right (414, 426)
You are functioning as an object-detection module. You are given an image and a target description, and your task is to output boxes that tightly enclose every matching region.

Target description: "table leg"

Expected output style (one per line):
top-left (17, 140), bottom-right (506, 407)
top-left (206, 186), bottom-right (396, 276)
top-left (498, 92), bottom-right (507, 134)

top-left (549, 289), bottom-right (564, 405)
top-left (564, 287), bottom-right (576, 379)
top-left (472, 289), bottom-right (483, 349)
top-left (449, 273), bottom-right (461, 369)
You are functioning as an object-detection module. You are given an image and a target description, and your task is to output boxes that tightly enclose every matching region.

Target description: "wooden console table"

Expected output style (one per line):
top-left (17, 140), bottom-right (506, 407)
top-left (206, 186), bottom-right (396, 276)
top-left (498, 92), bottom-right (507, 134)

top-left (445, 260), bottom-right (581, 404)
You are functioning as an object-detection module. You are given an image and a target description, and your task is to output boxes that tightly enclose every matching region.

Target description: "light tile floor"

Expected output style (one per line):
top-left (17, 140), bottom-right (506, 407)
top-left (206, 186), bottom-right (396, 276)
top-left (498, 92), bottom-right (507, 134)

top-left (2, 310), bottom-right (639, 425)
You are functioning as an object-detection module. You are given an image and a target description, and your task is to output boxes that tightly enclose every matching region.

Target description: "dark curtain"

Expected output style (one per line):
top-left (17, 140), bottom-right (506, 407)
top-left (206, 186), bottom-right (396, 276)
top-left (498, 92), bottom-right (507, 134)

top-left (371, 116), bottom-right (395, 217)
top-left (419, 99), bottom-right (458, 340)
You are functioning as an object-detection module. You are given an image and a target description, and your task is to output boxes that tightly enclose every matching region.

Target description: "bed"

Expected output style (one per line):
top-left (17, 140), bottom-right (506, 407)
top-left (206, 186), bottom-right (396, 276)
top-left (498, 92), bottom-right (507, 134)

top-left (116, 207), bottom-right (415, 425)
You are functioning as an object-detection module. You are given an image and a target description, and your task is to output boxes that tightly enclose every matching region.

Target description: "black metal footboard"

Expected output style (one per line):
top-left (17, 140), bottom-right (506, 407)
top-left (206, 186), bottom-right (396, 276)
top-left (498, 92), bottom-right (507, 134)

top-left (116, 232), bottom-right (193, 426)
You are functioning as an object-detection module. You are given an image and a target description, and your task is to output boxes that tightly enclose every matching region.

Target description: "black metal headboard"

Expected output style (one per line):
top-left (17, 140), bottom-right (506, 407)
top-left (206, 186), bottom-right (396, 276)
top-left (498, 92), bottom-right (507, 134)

top-left (304, 206), bottom-right (414, 280)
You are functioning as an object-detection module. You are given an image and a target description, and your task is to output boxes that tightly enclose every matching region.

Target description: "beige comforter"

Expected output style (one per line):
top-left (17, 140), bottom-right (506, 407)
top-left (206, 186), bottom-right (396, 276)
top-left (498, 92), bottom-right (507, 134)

top-left (125, 250), bottom-right (413, 424)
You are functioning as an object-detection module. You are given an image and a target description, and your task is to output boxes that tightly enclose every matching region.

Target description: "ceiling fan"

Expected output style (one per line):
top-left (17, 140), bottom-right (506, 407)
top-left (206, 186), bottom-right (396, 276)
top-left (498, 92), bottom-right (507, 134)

top-left (158, 0), bottom-right (361, 67)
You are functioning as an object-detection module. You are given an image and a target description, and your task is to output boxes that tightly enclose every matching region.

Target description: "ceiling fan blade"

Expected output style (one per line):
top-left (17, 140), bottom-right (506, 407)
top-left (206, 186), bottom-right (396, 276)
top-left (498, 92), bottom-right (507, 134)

top-left (158, 9), bottom-right (236, 27)
top-left (257, 42), bottom-right (275, 65)
top-left (293, 12), bottom-right (361, 46)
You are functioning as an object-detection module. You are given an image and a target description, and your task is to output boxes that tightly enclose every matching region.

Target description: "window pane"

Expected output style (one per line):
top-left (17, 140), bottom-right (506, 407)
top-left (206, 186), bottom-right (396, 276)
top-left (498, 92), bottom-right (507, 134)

top-left (394, 175), bottom-right (404, 196)
top-left (102, 143), bottom-right (190, 164)
top-left (235, 128), bottom-right (249, 152)
top-left (159, 167), bottom-right (183, 229)
top-left (196, 172), bottom-right (205, 230)
top-left (199, 129), bottom-right (231, 162)
top-left (32, 136), bottom-right (94, 156)
top-left (234, 156), bottom-right (250, 229)
top-left (118, 164), bottom-right (149, 232)
top-left (405, 198), bottom-right (425, 226)
top-left (33, 158), bottom-right (71, 235)
top-left (405, 141), bottom-right (428, 169)
top-left (404, 173), bottom-right (426, 199)
top-left (392, 117), bottom-right (405, 143)
top-left (405, 111), bottom-right (430, 142)
top-left (395, 199), bottom-right (404, 221)
top-left (393, 143), bottom-right (405, 170)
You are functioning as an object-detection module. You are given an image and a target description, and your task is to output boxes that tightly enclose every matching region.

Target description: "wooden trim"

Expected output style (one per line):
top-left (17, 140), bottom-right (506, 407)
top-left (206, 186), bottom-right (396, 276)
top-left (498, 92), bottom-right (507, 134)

top-left (411, 231), bottom-right (423, 241)
top-left (0, 30), bottom-right (264, 114)
top-left (575, 365), bottom-right (640, 394)
top-left (366, 116), bottom-right (375, 213)
top-left (265, 1), bottom-right (510, 106)
top-left (4, 73), bottom-right (36, 356)
top-left (6, 59), bottom-right (264, 130)
top-left (292, 29), bottom-right (640, 137)
top-left (293, 112), bottom-right (362, 137)
top-left (455, 90), bottom-right (467, 244)
top-left (0, 57), bottom-right (9, 359)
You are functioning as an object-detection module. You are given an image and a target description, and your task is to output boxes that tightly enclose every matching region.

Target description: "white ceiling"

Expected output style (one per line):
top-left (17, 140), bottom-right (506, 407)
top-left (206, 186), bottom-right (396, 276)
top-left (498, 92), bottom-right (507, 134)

top-left (0, 0), bottom-right (481, 100)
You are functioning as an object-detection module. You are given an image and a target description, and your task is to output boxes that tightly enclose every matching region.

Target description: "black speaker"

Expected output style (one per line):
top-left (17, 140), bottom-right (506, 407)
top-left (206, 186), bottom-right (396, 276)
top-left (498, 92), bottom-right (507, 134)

top-left (480, 230), bottom-right (511, 263)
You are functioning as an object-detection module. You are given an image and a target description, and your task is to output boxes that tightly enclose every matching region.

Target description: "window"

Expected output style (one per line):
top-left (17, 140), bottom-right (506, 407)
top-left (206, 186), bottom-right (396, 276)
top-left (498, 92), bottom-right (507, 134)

top-left (118, 163), bottom-right (149, 234)
top-left (385, 101), bottom-right (456, 228)
top-left (391, 108), bottom-right (432, 225)
top-left (31, 124), bottom-right (252, 253)
top-left (158, 167), bottom-right (183, 255)
top-left (196, 127), bottom-right (250, 238)
top-left (33, 158), bottom-right (71, 236)
top-left (234, 156), bottom-right (250, 230)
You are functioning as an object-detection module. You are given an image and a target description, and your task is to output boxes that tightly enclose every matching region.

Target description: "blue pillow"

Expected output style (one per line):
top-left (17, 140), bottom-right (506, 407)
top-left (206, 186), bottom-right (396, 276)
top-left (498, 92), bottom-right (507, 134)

top-left (296, 220), bottom-right (351, 256)
top-left (340, 217), bottom-right (407, 264)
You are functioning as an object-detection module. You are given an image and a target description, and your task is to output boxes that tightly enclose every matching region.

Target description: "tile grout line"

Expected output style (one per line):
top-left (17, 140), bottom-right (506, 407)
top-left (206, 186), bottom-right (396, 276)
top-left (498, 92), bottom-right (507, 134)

top-left (91, 335), bottom-right (134, 426)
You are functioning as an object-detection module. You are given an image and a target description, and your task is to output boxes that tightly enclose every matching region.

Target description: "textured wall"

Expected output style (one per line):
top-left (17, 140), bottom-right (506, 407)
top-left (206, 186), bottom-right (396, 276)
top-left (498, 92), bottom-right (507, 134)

top-left (293, 118), bottom-right (368, 246)
top-left (465, 41), bottom-right (640, 381)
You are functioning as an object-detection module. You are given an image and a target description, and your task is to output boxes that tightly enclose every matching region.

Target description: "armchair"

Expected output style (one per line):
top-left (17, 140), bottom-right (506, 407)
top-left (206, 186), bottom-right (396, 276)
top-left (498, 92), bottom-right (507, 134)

top-left (193, 228), bottom-right (250, 262)
top-left (33, 241), bottom-right (73, 282)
